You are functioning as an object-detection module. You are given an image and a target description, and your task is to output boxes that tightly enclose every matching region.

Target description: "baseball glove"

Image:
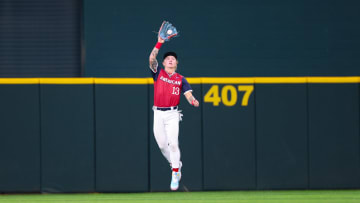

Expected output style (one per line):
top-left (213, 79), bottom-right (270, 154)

top-left (158, 21), bottom-right (179, 41)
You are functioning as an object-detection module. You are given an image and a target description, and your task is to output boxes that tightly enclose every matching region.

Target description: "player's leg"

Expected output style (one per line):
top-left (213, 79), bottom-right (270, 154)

top-left (164, 110), bottom-right (181, 190)
top-left (153, 110), bottom-right (171, 164)
top-left (164, 111), bottom-right (181, 169)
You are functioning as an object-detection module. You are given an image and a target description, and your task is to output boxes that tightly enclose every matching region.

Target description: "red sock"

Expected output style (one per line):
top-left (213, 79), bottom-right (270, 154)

top-left (172, 168), bottom-right (179, 172)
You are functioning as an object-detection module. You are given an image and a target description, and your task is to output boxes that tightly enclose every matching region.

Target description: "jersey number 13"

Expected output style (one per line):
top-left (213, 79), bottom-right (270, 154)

top-left (172, 87), bottom-right (180, 95)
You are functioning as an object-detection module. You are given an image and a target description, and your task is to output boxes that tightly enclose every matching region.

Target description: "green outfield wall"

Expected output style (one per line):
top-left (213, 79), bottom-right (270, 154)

top-left (84, 0), bottom-right (360, 77)
top-left (0, 77), bottom-right (358, 192)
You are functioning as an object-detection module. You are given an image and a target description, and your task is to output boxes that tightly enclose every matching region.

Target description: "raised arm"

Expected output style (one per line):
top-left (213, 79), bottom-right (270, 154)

top-left (184, 91), bottom-right (199, 107)
top-left (149, 36), bottom-right (165, 72)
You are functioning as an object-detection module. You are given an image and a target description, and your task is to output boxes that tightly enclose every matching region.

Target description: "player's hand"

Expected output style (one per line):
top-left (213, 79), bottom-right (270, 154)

top-left (158, 35), bottom-right (165, 44)
top-left (192, 99), bottom-right (200, 107)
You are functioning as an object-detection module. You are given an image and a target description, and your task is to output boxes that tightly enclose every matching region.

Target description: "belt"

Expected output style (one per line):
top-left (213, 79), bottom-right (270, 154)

top-left (155, 106), bottom-right (178, 111)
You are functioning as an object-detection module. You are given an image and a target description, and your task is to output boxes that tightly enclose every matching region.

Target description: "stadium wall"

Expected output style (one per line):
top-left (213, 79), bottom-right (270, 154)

top-left (0, 77), bottom-right (358, 192)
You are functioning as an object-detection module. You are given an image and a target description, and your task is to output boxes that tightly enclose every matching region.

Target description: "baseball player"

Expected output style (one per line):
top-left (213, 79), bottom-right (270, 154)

top-left (149, 21), bottom-right (199, 191)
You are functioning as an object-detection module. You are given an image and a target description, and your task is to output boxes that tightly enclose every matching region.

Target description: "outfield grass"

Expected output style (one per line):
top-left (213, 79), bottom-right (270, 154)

top-left (1, 190), bottom-right (360, 203)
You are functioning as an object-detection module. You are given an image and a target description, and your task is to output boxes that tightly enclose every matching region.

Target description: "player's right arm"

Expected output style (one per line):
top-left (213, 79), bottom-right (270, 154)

top-left (149, 36), bottom-right (165, 72)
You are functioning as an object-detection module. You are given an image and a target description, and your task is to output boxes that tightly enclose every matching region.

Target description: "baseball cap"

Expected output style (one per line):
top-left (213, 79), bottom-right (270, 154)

top-left (163, 51), bottom-right (177, 60)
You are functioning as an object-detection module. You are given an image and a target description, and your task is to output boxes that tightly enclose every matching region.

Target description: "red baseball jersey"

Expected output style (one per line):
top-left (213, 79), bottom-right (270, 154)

top-left (151, 65), bottom-right (192, 107)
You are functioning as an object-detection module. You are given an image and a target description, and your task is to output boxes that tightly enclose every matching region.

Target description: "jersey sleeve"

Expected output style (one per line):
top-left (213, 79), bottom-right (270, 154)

top-left (150, 65), bottom-right (161, 81)
top-left (181, 77), bottom-right (193, 94)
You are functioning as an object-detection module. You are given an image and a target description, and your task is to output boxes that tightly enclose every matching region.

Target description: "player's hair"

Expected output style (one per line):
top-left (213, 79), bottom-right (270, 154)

top-left (163, 52), bottom-right (177, 60)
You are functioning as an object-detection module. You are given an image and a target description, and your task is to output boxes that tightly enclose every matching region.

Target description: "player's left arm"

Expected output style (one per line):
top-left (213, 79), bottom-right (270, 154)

top-left (149, 36), bottom-right (165, 72)
top-left (184, 91), bottom-right (199, 107)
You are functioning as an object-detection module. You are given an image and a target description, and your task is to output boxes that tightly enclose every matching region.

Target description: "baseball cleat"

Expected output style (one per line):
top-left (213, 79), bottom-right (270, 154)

top-left (170, 171), bottom-right (181, 191)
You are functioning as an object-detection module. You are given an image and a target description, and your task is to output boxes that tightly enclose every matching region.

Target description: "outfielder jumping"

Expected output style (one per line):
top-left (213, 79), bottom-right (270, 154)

top-left (149, 21), bottom-right (199, 191)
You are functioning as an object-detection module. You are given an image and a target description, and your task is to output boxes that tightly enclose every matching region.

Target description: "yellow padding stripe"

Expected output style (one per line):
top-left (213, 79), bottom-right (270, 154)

top-left (0, 78), bottom-right (39, 84)
top-left (95, 78), bottom-right (150, 84)
top-left (40, 78), bottom-right (94, 84)
top-left (186, 78), bottom-right (202, 84)
top-left (201, 77), bottom-right (254, 84)
top-left (255, 77), bottom-right (307, 83)
top-left (0, 77), bottom-right (359, 84)
top-left (307, 77), bottom-right (360, 83)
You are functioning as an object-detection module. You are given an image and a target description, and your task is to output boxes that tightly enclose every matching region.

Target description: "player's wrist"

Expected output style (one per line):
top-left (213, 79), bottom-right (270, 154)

top-left (155, 42), bottom-right (164, 49)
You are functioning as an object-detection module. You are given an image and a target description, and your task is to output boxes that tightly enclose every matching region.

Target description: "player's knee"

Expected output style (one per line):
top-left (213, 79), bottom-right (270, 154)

top-left (168, 143), bottom-right (179, 152)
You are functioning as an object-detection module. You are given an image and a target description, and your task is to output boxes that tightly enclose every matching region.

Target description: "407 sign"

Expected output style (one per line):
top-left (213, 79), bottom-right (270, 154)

top-left (204, 85), bottom-right (254, 107)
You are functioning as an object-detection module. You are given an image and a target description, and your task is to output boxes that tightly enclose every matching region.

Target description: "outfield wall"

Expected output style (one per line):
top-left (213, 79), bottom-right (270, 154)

top-left (84, 0), bottom-right (360, 77)
top-left (0, 77), bottom-right (358, 192)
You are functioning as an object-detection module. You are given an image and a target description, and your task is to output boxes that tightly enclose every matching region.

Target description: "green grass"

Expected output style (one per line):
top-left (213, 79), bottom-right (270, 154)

top-left (1, 190), bottom-right (360, 203)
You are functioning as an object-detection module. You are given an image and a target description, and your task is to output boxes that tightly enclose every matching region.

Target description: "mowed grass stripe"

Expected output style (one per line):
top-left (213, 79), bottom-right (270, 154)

top-left (1, 190), bottom-right (360, 203)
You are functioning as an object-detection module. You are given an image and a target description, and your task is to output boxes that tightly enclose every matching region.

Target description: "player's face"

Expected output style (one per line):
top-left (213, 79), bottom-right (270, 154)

top-left (163, 56), bottom-right (178, 70)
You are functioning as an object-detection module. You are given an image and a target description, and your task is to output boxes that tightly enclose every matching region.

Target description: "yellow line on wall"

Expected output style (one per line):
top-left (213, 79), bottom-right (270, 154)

top-left (40, 78), bottom-right (94, 84)
top-left (0, 77), bottom-right (359, 84)
top-left (0, 78), bottom-right (39, 84)
top-left (95, 78), bottom-right (150, 84)
top-left (186, 78), bottom-right (202, 84)
top-left (255, 77), bottom-right (307, 84)
top-left (201, 77), bottom-right (254, 84)
top-left (307, 77), bottom-right (360, 83)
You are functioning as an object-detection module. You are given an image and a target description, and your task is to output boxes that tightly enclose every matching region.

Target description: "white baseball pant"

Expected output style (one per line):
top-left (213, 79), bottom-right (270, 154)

top-left (153, 107), bottom-right (181, 169)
